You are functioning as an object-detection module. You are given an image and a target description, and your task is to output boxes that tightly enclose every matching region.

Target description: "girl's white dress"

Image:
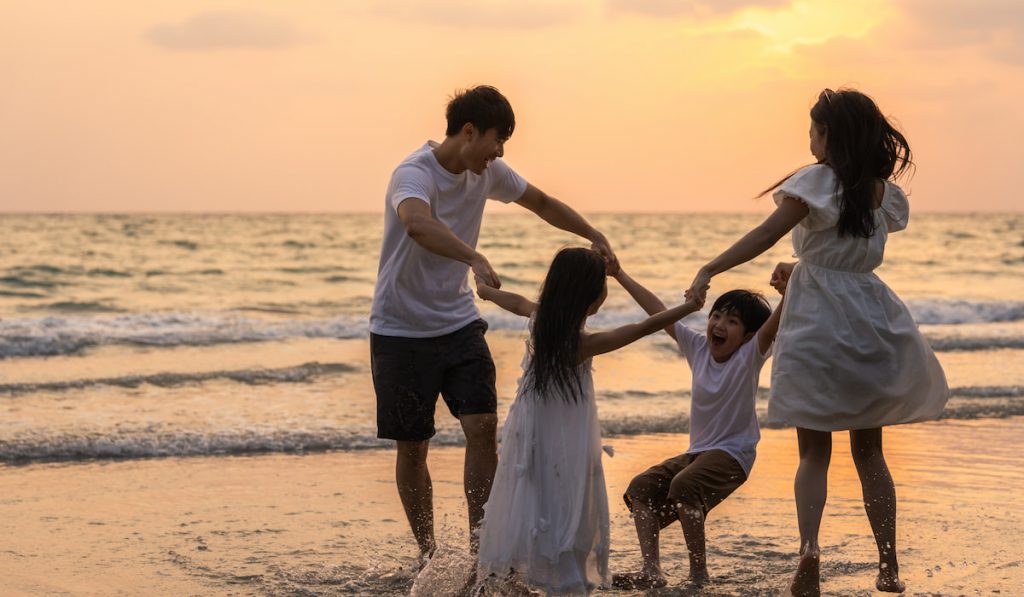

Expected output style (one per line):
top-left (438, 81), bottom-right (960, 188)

top-left (477, 347), bottom-right (610, 595)
top-left (769, 165), bottom-right (949, 431)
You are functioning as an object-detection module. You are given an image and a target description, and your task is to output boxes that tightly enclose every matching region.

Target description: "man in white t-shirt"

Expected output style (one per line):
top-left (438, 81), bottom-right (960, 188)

top-left (611, 270), bottom-right (785, 589)
top-left (369, 85), bottom-right (618, 561)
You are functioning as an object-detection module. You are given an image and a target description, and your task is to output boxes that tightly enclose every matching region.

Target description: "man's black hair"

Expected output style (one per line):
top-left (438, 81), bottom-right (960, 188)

top-left (445, 85), bottom-right (515, 140)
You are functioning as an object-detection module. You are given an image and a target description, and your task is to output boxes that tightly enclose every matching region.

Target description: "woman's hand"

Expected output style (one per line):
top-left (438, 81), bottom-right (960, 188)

top-left (770, 262), bottom-right (796, 296)
top-left (687, 267), bottom-right (712, 305)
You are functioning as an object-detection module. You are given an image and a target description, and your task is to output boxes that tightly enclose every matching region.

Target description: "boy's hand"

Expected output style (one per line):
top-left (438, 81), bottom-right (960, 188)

top-left (770, 262), bottom-right (795, 296)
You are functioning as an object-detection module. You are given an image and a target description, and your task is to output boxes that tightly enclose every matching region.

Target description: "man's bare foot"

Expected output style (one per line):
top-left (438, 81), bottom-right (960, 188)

top-left (876, 566), bottom-right (905, 593)
top-left (790, 550), bottom-right (820, 597)
top-left (612, 571), bottom-right (668, 590)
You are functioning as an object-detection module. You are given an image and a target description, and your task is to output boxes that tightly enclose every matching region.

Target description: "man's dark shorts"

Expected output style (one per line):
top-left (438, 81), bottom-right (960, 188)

top-left (371, 319), bottom-right (497, 442)
top-left (623, 450), bottom-right (747, 528)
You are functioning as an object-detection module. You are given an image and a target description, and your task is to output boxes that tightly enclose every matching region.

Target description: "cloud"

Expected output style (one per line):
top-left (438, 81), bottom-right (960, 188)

top-left (369, 0), bottom-right (583, 28)
top-left (607, 0), bottom-right (790, 18)
top-left (145, 11), bottom-right (305, 51)
top-left (896, 0), bottom-right (1024, 65)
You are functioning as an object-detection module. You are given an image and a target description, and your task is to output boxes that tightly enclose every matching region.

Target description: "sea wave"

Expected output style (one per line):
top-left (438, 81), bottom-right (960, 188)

top-left (2, 393), bottom-right (1020, 464)
top-left (2, 298), bottom-right (1022, 359)
top-left (0, 362), bottom-right (357, 395)
top-left (0, 313), bottom-right (369, 358)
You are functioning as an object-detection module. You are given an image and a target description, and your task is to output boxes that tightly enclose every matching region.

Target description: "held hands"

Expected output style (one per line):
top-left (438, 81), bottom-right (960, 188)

top-left (470, 254), bottom-right (501, 290)
top-left (684, 286), bottom-right (707, 310)
top-left (590, 233), bottom-right (620, 276)
top-left (687, 267), bottom-right (712, 305)
top-left (770, 262), bottom-right (795, 296)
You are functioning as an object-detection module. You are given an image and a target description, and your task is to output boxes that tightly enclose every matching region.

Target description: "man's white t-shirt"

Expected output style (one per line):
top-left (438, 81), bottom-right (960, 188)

top-left (674, 323), bottom-right (770, 477)
top-left (370, 141), bottom-right (528, 338)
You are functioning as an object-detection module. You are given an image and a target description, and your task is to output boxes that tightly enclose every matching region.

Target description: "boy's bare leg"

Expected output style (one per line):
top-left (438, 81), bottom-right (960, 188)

top-left (461, 413), bottom-right (497, 554)
top-left (850, 428), bottom-right (905, 593)
top-left (791, 428), bottom-right (831, 597)
top-left (679, 503), bottom-right (710, 585)
top-left (396, 440), bottom-right (436, 562)
top-left (612, 501), bottom-right (668, 589)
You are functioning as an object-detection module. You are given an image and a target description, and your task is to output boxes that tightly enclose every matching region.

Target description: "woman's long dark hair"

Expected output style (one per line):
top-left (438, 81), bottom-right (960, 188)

top-left (762, 88), bottom-right (913, 238)
top-left (527, 247), bottom-right (607, 401)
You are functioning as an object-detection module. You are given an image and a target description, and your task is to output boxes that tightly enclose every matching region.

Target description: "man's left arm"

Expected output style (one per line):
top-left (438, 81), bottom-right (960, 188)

top-left (515, 184), bottom-right (618, 273)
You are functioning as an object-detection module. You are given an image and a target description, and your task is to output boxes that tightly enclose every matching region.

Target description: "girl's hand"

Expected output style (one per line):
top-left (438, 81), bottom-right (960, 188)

top-left (688, 268), bottom-right (712, 304)
top-left (770, 262), bottom-right (795, 296)
top-left (684, 287), bottom-right (707, 309)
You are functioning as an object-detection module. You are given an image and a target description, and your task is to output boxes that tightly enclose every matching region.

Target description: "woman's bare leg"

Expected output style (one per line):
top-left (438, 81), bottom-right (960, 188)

top-left (850, 428), bottom-right (905, 593)
top-left (791, 428), bottom-right (832, 597)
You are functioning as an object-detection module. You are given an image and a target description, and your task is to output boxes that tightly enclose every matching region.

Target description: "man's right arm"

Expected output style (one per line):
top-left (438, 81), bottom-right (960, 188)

top-left (396, 198), bottom-right (501, 288)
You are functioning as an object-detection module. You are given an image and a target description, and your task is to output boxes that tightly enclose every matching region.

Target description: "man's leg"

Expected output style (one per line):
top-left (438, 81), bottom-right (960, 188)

top-left (396, 439), bottom-right (435, 560)
top-left (460, 413), bottom-right (497, 553)
top-left (850, 428), bottom-right (904, 593)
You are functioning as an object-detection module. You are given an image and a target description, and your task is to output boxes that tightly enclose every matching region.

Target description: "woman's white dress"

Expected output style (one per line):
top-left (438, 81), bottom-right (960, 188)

top-left (769, 165), bottom-right (949, 431)
top-left (477, 347), bottom-right (610, 595)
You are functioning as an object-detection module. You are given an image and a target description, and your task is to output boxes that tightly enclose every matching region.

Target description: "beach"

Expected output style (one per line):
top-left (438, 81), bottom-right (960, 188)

top-left (3, 419), bottom-right (1022, 595)
top-left (2, 212), bottom-right (1023, 595)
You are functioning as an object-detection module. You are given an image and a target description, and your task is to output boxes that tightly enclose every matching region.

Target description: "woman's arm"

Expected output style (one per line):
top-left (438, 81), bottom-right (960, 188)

top-left (475, 277), bottom-right (537, 317)
top-left (580, 297), bottom-right (702, 360)
top-left (688, 197), bottom-right (808, 298)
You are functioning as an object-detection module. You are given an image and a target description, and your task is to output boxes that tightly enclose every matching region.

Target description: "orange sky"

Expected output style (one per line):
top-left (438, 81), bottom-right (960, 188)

top-left (1, 0), bottom-right (1021, 213)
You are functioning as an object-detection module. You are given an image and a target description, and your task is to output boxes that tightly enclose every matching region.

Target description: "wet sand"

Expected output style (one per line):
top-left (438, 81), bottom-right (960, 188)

top-left (2, 418), bottom-right (1022, 596)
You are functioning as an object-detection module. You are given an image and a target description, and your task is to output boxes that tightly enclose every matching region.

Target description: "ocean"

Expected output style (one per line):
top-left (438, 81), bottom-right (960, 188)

top-left (1, 212), bottom-right (1021, 462)
top-left (1, 212), bottom-right (1022, 595)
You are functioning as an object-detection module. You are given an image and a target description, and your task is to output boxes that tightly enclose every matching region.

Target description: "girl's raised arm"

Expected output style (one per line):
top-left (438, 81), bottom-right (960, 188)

top-left (475, 276), bottom-right (537, 318)
top-left (689, 197), bottom-right (808, 298)
top-left (580, 296), bottom-right (702, 360)
top-left (613, 269), bottom-right (679, 342)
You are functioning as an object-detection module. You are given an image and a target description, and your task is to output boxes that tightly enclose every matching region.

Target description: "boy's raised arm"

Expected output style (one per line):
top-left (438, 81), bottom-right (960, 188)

top-left (475, 276), bottom-right (537, 318)
top-left (756, 261), bottom-right (793, 355)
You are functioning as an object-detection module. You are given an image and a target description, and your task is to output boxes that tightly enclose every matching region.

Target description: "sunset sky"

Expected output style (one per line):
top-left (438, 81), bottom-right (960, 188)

top-left (2, 1), bottom-right (1021, 213)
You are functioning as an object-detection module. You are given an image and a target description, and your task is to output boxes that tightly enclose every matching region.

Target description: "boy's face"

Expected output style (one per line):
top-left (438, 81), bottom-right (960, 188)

top-left (706, 308), bottom-right (755, 363)
top-left (461, 125), bottom-right (506, 174)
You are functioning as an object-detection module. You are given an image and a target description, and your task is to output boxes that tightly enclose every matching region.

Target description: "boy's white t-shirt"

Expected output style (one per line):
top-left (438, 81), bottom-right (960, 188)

top-left (673, 323), bottom-right (770, 477)
top-left (370, 141), bottom-right (528, 338)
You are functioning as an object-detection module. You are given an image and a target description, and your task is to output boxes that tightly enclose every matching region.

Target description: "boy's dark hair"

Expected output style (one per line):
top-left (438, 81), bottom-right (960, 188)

top-left (445, 85), bottom-right (516, 140)
top-left (528, 247), bottom-right (607, 402)
top-left (710, 290), bottom-right (771, 334)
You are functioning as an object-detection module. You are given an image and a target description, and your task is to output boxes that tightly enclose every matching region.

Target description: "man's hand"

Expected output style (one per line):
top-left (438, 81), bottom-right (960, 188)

top-left (471, 254), bottom-right (501, 289)
top-left (590, 233), bottom-right (619, 275)
top-left (770, 262), bottom-right (795, 296)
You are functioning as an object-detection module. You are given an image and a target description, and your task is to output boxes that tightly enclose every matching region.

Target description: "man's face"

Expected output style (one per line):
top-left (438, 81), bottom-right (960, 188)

top-left (462, 126), bottom-right (506, 174)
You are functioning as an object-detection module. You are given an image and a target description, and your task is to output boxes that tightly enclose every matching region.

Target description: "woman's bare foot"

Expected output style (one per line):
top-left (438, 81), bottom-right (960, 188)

top-left (876, 564), bottom-right (905, 593)
top-left (790, 549), bottom-right (820, 597)
top-left (612, 570), bottom-right (668, 590)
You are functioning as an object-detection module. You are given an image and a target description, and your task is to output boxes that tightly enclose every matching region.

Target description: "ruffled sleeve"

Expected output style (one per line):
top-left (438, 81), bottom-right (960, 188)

top-left (773, 164), bottom-right (840, 231)
top-left (880, 181), bottom-right (910, 232)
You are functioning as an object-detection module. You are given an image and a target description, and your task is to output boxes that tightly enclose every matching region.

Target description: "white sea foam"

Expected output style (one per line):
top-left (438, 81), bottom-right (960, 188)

top-left (2, 298), bottom-right (1022, 358)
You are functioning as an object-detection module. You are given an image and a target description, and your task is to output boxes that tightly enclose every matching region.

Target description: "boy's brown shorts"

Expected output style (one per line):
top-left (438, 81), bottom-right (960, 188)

top-left (623, 449), bottom-right (747, 529)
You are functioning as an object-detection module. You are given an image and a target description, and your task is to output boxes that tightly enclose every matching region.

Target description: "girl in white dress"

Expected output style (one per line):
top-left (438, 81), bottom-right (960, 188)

top-left (688, 88), bottom-right (948, 596)
top-left (475, 247), bottom-right (704, 595)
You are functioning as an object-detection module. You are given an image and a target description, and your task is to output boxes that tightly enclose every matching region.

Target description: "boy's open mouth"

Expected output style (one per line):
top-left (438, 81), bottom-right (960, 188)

top-left (711, 332), bottom-right (727, 346)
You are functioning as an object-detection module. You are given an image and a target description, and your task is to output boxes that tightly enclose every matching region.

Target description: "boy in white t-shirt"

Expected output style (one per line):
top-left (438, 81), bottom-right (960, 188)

top-left (611, 268), bottom-right (785, 589)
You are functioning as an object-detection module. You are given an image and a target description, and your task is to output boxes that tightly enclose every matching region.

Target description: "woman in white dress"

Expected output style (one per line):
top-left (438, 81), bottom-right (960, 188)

top-left (474, 247), bottom-right (704, 595)
top-left (688, 88), bottom-right (948, 596)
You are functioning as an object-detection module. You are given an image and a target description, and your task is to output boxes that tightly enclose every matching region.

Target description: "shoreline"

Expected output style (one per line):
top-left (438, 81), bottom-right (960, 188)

top-left (2, 418), bottom-right (1022, 595)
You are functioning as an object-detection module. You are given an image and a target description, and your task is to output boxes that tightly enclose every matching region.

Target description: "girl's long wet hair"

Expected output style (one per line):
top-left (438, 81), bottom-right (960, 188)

top-left (762, 88), bottom-right (913, 238)
top-left (527, 247), bottom-right (607, 401)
